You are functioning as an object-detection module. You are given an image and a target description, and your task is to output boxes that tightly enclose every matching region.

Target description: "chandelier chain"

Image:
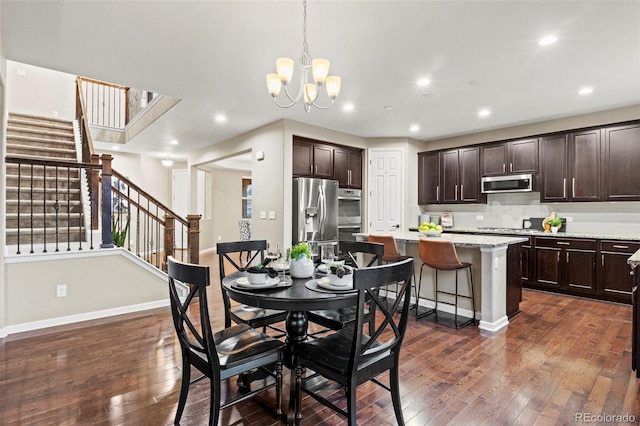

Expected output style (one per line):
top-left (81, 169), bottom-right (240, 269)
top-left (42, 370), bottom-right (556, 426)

top-left (301, 0), bottom-right (310, 66)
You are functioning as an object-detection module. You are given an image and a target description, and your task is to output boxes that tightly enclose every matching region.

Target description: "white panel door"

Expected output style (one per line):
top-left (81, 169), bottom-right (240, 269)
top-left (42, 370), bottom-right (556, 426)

top-left (368, 149), bottom-right (404, 233)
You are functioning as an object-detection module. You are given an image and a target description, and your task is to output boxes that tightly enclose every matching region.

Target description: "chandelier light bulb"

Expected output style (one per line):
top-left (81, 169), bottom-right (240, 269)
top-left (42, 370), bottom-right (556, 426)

top-left (276, 58), bottom-right (294, 84)
top-left (303, 83), bottom-right (318, 104)
top-left (312, 58), bottom-right (330, 85)
top-left (266, 73), bottom-right (282, 96)
top-left (325, 76), bottom-right (341, 99)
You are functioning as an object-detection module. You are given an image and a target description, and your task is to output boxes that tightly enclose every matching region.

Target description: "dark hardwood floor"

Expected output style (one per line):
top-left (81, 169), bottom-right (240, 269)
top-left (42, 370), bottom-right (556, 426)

top-left (1, 252), bottom-right (639, 425)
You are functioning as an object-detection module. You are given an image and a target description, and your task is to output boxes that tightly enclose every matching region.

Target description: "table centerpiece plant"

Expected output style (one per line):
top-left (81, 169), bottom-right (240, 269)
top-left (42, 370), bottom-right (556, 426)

top-left (289, 242), bottom-right (314, 278)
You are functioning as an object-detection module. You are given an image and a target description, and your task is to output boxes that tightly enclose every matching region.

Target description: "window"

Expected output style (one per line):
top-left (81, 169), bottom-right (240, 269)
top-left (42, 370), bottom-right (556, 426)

top-left (242, 178), bottom-right (252, 218)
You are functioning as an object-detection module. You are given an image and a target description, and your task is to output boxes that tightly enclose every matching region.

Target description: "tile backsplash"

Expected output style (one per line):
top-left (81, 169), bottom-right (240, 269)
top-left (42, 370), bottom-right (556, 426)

top-left (419, 192), bottom-right (640, 235)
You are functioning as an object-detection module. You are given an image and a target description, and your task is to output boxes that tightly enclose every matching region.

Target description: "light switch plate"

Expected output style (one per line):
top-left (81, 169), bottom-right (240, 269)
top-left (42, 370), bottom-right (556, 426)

top-left (260, 211), bottom-right (267, 219)
top-left (269, 211), bottom-right (276, 220)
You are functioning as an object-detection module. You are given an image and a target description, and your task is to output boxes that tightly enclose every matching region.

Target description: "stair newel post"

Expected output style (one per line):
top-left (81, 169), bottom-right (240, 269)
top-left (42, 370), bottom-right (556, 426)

top-left (91, 154), bottom-right (100, 230)
top-left (187, 214), bottom-right (201, 265)
top-left (100, 154), bottom-right (114, 248)
top-left (164, 214), bottom-right (175, 271)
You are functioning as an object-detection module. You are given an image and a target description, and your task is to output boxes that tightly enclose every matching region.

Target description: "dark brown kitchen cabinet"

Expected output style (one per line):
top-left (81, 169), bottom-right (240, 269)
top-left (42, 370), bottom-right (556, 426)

top-left (521, 237), bottom-right (531, 287)
top-left (418, 147), bottom-right (482, 204)
top-left (633, 265), bottom-right (639, 377)
top-left (334, 147), bottom-right (362, 189)
top-left (481, 138), bottom-right (538, 177)
top-left (293, 136), bottom-right (362, 185)
top-left (533, 237), bottom-right (596, 297)
top-left (293, 137), bottom-right (333, 179)
top-left (506, 242), bottom-right (523, 318)
top-left (418, 152), bottom-right (439, 204)
top-left (602, 122), bottom-right (640, 201)
top-left (598, 240), bottom-right (640, 304)
top-left (540, 129), bottom-right (601, 202)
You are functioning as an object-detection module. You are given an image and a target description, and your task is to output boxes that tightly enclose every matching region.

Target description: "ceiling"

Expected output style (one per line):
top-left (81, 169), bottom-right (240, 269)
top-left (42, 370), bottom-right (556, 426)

top-left (2, 1), bottom-right (639, 161)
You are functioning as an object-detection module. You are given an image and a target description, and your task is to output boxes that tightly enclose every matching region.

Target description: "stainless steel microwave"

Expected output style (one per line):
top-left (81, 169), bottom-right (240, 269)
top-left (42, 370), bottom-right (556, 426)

top-left (481, 174), bottom-right (533, 193)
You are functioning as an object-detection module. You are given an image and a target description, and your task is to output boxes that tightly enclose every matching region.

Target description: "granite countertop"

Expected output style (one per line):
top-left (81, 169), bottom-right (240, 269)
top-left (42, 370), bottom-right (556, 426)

top-left (443, 226), bottom-right (640, 242)
top-left (355, 231), bottom-right (528, 248)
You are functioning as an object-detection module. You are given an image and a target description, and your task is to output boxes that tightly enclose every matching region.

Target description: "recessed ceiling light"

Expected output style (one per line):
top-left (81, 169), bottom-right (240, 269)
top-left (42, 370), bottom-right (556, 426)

top-left (383, 105), bottom-right (394, 111)
top-left (410, 124), bottom-right (420, 132)
top-left (421, 93), bottom-right (434, 99)
top-left (478, 108), bottom-right (491, 118)
top-left (169, 139), bottom-right (179, 145)
top-left (161, 159), bottom-right (174, 167)
top-left (539, 35), bottom-right (558, 46)
top-left (578, 87), bottom-right (594, 95)
top-left (215, 114), bottom-right (227, 123)
top-left (343, 103), bottom-right (354, 111)
top-left (468, 80), bottom-right (481, 86)
top-left (417, 78), bottom-right (430, 87)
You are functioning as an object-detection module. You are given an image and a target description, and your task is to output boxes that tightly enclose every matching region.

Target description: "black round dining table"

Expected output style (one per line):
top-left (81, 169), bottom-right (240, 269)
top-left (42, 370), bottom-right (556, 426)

top-left (221, 270), bottom-right (357, 424)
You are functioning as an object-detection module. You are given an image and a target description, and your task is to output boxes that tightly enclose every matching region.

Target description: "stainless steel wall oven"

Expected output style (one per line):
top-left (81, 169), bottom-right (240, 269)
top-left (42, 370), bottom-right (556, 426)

top-left (338, 188), bottom-right (361, 241)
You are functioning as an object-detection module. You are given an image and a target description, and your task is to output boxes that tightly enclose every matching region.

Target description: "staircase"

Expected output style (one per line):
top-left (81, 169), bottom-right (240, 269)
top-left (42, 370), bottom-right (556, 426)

top-left (5, 113), bottom-right (87, 249)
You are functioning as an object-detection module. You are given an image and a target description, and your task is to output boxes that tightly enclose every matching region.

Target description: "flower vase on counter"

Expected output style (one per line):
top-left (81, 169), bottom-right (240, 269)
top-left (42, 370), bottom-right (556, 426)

top-left (289, 242), bottom-right (314, 278)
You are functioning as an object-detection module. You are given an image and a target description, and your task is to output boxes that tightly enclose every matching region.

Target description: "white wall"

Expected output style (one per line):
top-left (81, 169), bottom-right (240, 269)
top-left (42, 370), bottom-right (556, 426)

top-left (6, 61), bottom-right (76, 120)
top-left (3, 250), bottom-right (169, 335)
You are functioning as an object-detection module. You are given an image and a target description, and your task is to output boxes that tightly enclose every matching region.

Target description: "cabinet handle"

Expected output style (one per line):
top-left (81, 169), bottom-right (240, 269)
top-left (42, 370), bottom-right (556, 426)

top-left (510, 163), bottom-right (513, 173)
top-left (502, 164), bottom-right (506, 173)
top-left (348, 170), bottom-right (351, 185)
top-left (557, 252), bottom-right (560, 263)
top-left (437, 185), bottom-right (440, 201)
top-left (310, 165), bottom-right (313, 174)
top-left (566, 252), bottom-right (569, 263)
top-left (315, 165), bottom-right (318, 174)
top-left (461, 184), bottom-right (464, 200)
top-left (563, 178), bottom-right (566, 198)
top-left (613, 245), bottom-right (629, 249)
top-left (602, 254), bottom-right (605, 267)
top-left (556, 241), bottom-right (570, 245)
top-left (455, 184), bottom-right (458, 201)
top-left (572, 178), bottom-right (576, 198)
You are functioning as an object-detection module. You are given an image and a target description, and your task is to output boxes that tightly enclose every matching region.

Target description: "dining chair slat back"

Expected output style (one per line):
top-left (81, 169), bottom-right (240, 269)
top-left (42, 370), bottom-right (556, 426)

top-left (216, 240), bottom-right (287, 333)
top-left (167, 256), bottom-right (284, 426)
top-left (293, 257), bottom-right (414, 425)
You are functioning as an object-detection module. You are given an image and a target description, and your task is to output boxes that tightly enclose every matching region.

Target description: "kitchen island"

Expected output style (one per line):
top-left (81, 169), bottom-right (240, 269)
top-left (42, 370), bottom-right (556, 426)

top-left (355, 231), bottom-right (527, 333)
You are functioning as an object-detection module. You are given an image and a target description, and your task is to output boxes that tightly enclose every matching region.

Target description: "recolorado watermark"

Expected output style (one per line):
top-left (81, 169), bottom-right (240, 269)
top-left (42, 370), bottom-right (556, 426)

top-left (575, 412), bottom-right (637, 423)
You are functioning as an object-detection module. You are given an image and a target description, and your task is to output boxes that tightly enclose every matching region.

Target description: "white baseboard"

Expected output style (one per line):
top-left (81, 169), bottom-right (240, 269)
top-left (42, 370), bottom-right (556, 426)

top-left (1, 299), bottom-right (170, 338)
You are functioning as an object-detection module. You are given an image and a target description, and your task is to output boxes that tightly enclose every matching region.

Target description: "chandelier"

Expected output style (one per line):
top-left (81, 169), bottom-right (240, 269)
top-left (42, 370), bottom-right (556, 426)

top-left (265, 0), bottom-right (341, 112)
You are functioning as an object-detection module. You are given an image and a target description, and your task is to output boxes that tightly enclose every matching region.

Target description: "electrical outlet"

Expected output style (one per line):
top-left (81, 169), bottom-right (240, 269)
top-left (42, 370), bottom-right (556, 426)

top-left (218, 235), bottom-right (222, 241)
top-left (56, 284), bottom-right (67, 298)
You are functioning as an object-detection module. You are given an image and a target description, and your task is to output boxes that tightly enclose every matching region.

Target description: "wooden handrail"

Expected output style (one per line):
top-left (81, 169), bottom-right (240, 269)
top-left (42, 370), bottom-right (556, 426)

top-left (75, 77), bottom-right (96, 161)
top-left (78, 76), bottom-right (128, 91)
top-left (5, 156), bottom-right (100, 171)
top-left (112, 169), bottom-right (188, 227)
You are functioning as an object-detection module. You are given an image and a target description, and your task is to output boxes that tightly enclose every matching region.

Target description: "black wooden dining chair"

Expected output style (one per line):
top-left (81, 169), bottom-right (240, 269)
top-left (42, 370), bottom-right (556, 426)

top-left (307, 240), bottom-right (384, 332)
top-left (292, 257), bottom-right (414, 425)
top-left (217, 240), bottom-right (288, 336)
top-left (167, 256), bottom-right (284, 426)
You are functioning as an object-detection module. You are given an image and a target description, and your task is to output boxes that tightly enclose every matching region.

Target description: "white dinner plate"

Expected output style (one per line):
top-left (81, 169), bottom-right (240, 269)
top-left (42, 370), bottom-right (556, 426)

top-left (316, 277), bottom-right (352, 291)
top-left (235, 276), bottom-right (281, 289)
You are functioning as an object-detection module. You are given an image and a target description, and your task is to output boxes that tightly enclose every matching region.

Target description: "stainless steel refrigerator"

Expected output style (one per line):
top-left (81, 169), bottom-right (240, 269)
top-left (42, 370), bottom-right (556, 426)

top-left (292, 177), bottom-right (339, 246)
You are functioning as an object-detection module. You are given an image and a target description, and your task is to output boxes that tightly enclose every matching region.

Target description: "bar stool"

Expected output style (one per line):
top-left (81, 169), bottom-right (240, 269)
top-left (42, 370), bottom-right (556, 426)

top-left (416, 238), bottom-right (476, 328)
top-left (367, 235), bottom-right (414, 305)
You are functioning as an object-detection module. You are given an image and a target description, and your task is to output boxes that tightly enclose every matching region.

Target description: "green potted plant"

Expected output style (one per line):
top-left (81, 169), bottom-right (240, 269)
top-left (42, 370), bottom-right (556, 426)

top-left (111, 214), bottom-right (130, 247)
top-left (289, 242), bottom-right (314, 278)
top-left (548, 217), bottom-right (563, 233)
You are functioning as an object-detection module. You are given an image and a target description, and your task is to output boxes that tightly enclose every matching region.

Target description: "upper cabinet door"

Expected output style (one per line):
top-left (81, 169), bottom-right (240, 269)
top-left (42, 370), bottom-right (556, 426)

top-left (333, 148), bottom-right (349, 186)
top-left (347, 150), bottom-right (362, 189)
top-left (509, 138), bottom-right (539, 174)
top-left (481, 143), bottom-right (508, 176)
top-left (602, 123), bottom-right (640, 201)
top-left (418, 152), bottom-right (440, 204)
top-left (540, 134), bottom-right (569, 202)
top-left (440, 149), bottom-right (460, 203)
top-left (570, 129), bottom-right (601, 201)
top-left (293, 140), bottom-right (314, 177)
top-left (312, 144), bottom-right (334, 179)
top-left (459, 147), bottom-right (482, 203)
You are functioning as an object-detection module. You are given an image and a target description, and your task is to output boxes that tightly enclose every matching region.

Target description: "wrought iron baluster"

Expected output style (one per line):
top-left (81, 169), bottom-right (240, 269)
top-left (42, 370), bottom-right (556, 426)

top-left (43, 165), bottom-right (47, 253)
top-left (66, 168), bottom-right (71, 251)
top-left (29, 163), bottom-right (34, 254)
top-left (16, 163), bottom-right (22, 255)
top-left (55, 166), bottom-right (60, 252)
